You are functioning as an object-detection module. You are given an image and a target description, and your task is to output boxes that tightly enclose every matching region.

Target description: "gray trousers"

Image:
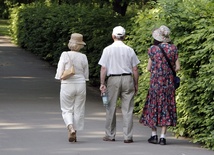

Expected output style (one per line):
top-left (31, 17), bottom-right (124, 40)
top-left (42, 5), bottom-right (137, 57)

top-left (105, 75), bottom-right (135, 140)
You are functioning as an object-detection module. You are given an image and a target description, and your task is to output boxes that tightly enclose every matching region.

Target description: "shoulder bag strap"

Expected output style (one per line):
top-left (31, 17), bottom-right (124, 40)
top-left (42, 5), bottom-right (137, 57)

top-left (66, 52), bottom-right (73, 65)
top-left (157, 45), bottom-right (176, 76)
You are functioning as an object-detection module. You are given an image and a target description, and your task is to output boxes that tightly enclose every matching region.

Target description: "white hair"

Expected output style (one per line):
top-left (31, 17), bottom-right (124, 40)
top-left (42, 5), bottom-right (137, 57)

top-left (68, 41), bottom-right (84, 51)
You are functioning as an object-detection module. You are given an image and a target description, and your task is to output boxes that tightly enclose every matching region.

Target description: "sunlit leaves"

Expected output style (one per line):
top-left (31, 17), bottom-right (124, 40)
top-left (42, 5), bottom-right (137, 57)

top-left (127, 0), bottom-right (214, 150)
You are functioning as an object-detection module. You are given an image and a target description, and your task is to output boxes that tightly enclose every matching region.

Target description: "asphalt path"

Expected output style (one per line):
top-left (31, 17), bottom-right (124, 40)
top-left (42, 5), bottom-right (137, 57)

top-left (0, 35), bottom-right (213, 155)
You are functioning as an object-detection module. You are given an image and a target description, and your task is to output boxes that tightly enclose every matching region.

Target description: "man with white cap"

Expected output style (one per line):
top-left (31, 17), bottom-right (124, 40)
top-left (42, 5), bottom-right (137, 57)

top-left (98, 26), bottom-right (140, 143)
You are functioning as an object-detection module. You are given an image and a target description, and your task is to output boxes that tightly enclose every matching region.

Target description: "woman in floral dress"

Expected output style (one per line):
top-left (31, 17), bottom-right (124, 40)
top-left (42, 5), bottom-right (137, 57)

top-left (139, 25), bottom-right (180, 145)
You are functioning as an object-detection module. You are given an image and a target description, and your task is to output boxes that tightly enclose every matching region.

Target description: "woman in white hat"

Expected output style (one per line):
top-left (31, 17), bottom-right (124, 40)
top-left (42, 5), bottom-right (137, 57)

top-left (139, 25), bottom-right (180, 145)
top-left (55, 33), bottom-right (89, 142)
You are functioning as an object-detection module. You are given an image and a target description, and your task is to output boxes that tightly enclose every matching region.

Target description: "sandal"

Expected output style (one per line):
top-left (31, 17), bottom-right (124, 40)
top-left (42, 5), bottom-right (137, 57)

top-left (68, 125), bottom-right (77, 142)
top-left (68, 131), bottom-right (76, 142)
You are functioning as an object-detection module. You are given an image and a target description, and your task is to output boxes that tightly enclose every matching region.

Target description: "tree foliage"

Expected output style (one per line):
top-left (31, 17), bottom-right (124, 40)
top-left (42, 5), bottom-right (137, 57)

top-left (0, 0), bottom-right (151, 18)
top-left (9, 3), bottom-right (134, 86)
top-left (161, 0), bottom-right (214, 149)
top-left (127, 0), bottom-right (214, 150)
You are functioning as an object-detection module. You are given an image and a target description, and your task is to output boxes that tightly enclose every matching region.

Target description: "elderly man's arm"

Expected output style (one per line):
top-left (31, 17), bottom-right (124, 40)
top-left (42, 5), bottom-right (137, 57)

top-left (132, 66), bottom-right (139, 95)
top-left (100, 66), bottom-right (107, 93)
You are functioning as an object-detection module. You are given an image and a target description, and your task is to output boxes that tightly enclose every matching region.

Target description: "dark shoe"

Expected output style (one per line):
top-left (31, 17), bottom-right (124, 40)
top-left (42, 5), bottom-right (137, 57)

top-left (148, 135), bottom-right (158, 144)
top-left (103, 136), bottom-right (115, 141)
top-left (159, 138), bottom-right (166, 145)
top-left (124, 139), bottom-right (134, 143)
top-left (68, 131), bottom-right (76, 142)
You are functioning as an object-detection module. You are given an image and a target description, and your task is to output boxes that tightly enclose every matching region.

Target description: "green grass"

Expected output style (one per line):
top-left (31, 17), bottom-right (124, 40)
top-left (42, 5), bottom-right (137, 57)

top-left (0, 19), bottom-right (10, 36)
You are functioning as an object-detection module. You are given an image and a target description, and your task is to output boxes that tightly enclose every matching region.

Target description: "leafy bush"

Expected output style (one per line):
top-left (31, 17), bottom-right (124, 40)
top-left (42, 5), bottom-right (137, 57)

top-left (0, 19), bottom-right (9, 35)
top-left (9, 3), bottom-right (134, 86)
top-left (127, 0), bottom-right (214, 150)
top-left (161, 0), bottom-right (214, 149)
top-left (126, 1), bottom-right (164, 113)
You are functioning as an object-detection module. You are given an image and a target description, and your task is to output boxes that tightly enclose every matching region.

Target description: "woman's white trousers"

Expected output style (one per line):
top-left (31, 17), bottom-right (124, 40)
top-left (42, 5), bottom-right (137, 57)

top-left (60, 83), bottom-right (86, 130)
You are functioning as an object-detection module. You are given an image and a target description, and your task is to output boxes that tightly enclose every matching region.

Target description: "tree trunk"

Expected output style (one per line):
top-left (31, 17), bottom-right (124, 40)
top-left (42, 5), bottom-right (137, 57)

top-left (58, 0), bottom-right (62, 5)
top-left (112, 0), bottom-right (128, 16)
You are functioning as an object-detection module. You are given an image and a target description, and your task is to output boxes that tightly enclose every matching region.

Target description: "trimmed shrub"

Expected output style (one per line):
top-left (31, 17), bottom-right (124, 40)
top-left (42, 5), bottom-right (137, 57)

top-left (127, 0), bottom-right (214, 150)
top-left (10, 3), bottom-right (134, 86)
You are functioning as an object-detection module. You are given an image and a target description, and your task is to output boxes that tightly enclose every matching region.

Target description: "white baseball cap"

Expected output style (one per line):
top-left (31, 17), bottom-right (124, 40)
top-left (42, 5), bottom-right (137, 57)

top-left (112, 26), bottom-right (126, 37)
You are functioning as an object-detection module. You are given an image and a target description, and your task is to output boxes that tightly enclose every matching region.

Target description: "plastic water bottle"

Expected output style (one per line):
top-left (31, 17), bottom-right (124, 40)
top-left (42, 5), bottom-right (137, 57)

top-left (101, 92), bottom-right (108, 107)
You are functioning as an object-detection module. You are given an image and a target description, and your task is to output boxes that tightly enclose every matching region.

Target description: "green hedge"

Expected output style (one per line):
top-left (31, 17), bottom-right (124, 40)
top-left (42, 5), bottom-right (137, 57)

top-left (127, 0), bottom-right (214, 150)
top-left (9, 3), bottom-right (134, 86)
top-left (0, 19), bottom-right (9, 35)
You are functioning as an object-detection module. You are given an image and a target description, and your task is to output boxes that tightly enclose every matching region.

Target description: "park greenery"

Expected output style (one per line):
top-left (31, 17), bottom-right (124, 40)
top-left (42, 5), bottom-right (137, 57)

top-left (0, 0), bottom-right (213, 150)
top-left (0, 19), bottom-right (9, 36)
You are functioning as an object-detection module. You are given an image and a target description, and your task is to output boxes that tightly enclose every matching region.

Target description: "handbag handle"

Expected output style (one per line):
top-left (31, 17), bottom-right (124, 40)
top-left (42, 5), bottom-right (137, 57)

top-left (157, 45), bottom-right (176, 76)
top-left (66, 52), bottom-right (73, 66)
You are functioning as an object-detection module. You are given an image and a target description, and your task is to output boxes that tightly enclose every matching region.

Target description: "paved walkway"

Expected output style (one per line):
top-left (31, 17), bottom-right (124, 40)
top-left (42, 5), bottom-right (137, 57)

top-left (0, 35), bottom-right (213, 155)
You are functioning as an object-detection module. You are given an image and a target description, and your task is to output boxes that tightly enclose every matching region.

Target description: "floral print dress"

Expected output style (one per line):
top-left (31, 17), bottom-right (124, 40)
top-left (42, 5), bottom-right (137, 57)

top-left (140, 43), bottom-right (178, 127)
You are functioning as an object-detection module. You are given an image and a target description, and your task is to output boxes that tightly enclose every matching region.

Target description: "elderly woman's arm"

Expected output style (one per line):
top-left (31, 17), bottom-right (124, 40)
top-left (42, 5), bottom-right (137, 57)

top-left (84, 55), bottom-right (89, 81)
top-left (175, 58), bottom-right (180, 72)
top-left (55, 53), bottom-right (65, 80)
top-left (147, 58), bottom-right (152, 72)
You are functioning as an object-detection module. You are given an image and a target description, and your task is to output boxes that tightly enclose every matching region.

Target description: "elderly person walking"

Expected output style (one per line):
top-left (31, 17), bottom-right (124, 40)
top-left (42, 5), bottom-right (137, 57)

top-left (98, 26), bottom-right (140, 143)
top-left (139, 25), bottom-right (180, 145)
top-left (55, 33), bottom-right (89, 142)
